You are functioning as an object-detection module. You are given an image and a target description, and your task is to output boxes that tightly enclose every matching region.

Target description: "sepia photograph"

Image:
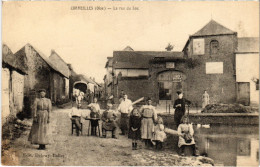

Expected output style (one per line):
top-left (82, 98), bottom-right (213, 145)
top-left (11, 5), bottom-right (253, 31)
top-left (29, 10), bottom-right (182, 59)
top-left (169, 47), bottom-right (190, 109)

top-left (1, 1), bottom-right (259, 166)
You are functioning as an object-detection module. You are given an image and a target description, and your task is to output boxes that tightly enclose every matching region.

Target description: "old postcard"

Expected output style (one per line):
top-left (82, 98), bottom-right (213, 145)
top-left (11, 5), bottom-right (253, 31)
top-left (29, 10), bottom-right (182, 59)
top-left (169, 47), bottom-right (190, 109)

top-left (1, 1), bottom-right (259, 166)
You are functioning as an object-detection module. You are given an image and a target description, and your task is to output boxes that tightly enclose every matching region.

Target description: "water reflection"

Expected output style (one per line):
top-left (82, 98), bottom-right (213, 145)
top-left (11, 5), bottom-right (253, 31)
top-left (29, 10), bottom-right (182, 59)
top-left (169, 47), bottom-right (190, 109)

top-left (195, 125), bottom-right (259, 166)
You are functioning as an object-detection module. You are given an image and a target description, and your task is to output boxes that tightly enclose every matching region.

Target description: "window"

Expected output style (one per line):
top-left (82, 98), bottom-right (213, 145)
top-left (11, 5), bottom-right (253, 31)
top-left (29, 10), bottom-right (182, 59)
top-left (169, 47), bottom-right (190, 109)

top-left (206, 62), bottom-right (223, 74)
top-left (210, 40), bottom-right (219, 54)
top-left (193, 38), bottom-right (205, 55)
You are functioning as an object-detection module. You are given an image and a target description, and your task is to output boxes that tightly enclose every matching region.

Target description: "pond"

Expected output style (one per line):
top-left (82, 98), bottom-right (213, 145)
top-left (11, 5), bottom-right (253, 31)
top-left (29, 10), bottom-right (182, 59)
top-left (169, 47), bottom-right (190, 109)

top-left (164, 124), bottom-right (259, 166)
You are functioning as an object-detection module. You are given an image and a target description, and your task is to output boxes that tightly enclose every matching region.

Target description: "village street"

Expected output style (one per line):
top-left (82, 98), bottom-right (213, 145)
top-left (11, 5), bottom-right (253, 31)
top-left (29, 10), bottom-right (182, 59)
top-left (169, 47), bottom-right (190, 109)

top-left (2, 104), bottom-right (213, 166)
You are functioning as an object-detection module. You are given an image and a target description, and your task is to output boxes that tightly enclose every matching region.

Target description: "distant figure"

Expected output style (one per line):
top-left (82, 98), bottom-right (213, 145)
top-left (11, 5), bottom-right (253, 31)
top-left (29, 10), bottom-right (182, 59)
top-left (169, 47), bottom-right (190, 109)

top-left (202, 90), bottom-right (210, 109)
top-left (177, 115), bottom-right (199, 156)
top-left (140, 97), bottom-right (157, 148)
top-left (28, 89), bottom-right (52, 150)
top-left (117, 94), bottom-right (133, 135)
top-left (173, 91), bottom-right (191, 128)
top-left (119, 90), bottom-right (125, 103)
top-left (87, 90), bottom-right (94, 104)
top-left (75, 91), bottom-right (84, 105)
top-left (128, 108), bottom-right (142, 150)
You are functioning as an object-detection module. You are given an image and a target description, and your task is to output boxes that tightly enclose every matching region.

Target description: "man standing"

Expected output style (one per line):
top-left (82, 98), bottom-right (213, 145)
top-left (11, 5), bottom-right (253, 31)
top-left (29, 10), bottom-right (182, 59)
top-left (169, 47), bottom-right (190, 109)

top-left (173, 91), bottom-right (191, 129)
top-left (69, 103), bottom-right (83, 136)
top-left (117, 94), bottom-right (133, 135)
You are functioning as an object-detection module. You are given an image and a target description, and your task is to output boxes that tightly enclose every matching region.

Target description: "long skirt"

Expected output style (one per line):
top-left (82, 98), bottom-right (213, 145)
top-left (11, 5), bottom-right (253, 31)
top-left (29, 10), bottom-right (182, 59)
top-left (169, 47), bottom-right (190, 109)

top-left (174, 110), bottom-right (185, 128)
top-left (28, 110), bottom-right (51, 145)
top-left (141, 118), bottom-right (154, 139)
top-left (120, 113), bottom-right (129, 132)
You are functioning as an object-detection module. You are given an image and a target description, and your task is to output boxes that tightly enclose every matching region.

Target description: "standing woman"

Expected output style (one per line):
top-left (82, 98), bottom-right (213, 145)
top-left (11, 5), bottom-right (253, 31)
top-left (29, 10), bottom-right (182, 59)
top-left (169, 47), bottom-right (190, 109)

top-left (173, 91), bottom-right (191, 129)
top-left (140, 97), bottom-right (157, 147)
top-left (202, 90), bottom-right (209, 109)
top-left (28, 89), bottom-right (52, 150)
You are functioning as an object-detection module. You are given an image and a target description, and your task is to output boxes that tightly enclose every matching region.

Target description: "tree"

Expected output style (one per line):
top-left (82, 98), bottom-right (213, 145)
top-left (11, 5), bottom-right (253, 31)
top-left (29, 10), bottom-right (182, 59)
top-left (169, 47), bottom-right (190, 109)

top-left (165, 43), bottom-right (174, 51)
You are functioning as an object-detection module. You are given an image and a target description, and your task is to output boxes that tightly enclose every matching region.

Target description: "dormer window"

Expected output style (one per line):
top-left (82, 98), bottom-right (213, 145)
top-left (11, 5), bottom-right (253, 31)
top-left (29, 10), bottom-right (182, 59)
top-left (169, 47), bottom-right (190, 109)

top-left (210, 40), bottom-right (219, 54)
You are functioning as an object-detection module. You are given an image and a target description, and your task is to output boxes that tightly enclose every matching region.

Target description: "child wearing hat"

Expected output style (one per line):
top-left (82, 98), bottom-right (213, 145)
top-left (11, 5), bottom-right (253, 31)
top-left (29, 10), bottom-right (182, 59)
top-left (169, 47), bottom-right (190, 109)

top-left (128, 108), bottom-right (142, 150)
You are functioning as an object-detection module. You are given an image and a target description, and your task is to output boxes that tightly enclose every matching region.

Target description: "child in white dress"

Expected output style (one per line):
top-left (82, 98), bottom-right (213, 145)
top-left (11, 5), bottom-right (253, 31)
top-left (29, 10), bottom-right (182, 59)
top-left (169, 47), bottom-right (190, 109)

top-left (152, 116), bottom-right (167, 149)
top-left (177, 115), bottom-right (199, 156)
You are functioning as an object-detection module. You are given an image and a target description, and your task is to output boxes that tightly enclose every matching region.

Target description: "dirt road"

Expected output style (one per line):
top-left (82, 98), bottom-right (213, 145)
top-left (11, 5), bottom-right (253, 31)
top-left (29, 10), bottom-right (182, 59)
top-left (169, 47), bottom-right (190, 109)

top-left (2, 106), bottom-right (213, 166)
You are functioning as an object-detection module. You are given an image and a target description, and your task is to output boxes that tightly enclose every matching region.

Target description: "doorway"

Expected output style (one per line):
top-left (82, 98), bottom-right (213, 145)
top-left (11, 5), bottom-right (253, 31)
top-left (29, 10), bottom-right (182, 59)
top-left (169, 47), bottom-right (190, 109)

top-left (237, 82), bottom-right (250, 106)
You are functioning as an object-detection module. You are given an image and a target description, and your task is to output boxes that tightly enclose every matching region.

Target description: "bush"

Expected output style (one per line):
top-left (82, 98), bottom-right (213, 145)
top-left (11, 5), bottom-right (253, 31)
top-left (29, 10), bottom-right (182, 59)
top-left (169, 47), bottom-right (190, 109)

top-left (56, 98), bottom-right (71, 106)
top-left (201, 103), bottom-right (258, 113)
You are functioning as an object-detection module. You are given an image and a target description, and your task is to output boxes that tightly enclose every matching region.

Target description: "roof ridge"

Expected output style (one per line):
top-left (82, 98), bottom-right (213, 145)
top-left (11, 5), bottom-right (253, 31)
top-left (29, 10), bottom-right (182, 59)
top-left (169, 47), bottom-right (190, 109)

top-left (25, 44), bottom-right (68, 78)
top-left (50, 50), bottom-right (68, 65)
top-left (192, 19), bottom-right (235, 37)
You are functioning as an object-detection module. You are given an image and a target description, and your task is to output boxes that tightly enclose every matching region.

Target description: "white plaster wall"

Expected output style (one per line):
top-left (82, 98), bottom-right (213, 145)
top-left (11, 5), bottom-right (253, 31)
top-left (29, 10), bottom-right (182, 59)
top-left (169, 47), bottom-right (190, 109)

top-left (236, 53), bottom-right (259, 104)
top-left (2, 68), bottom-right (10, 124)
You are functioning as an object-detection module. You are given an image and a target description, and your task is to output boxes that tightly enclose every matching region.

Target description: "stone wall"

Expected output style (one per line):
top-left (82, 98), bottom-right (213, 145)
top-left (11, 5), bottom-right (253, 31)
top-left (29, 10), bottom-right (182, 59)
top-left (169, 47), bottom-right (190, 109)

top-left (181, 34), bottom-right (237, 106)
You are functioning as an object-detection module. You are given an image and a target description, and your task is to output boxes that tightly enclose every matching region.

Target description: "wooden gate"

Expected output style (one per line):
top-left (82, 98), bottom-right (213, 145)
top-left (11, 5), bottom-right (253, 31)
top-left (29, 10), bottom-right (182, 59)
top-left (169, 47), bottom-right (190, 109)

top-left (237, 82), bottom-right (250, 106)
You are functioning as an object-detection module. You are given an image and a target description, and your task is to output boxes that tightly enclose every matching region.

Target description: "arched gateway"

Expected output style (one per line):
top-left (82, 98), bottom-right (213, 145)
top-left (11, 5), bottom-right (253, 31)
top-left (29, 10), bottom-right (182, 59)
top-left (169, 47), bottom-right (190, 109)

top-left (157, 70), bottom-right (186, 103)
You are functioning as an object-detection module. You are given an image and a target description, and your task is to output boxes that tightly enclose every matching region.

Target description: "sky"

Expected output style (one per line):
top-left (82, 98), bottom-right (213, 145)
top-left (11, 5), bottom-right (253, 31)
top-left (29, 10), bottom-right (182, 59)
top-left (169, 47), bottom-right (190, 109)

top-left (2, 1), bottom-right (259, 83)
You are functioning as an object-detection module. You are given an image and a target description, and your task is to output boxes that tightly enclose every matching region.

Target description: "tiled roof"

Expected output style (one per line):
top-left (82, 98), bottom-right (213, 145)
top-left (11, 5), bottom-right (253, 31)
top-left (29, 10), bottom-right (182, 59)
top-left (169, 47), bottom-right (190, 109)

top-left (123, 46), bottom-right (134, 51)
top-left (49, 50), bottom-right (70, 78)
top-left (237, 37), bottom-right (259, 53)
top-left (113, 51), bottom-right (183, 69)
top-left (192, 20), bottom-right (236, 37)
top-left (14, 44), bottom-right (68, 78)
top-left (2, 44), bottom-right (27, 74)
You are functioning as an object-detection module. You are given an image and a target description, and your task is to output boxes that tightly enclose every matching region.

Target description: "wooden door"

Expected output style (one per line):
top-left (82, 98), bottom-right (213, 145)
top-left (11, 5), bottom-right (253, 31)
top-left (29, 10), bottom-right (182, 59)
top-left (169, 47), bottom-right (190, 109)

top-left (237, 82), bottom-right (250, 106)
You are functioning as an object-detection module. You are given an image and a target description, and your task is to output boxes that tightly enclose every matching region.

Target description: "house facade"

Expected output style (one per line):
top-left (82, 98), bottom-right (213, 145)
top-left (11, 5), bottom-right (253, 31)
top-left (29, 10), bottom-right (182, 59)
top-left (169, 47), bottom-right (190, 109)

top-left (235, 37), bottom-right (259, 106)
top-left (107, 20), bottom-right (259, 107)
top-left (49, 50), bottom-right (70, 99)
top-left (14, 44), bottom-right (68, 116)
top-left (2, 44), bottom-right (27, 124)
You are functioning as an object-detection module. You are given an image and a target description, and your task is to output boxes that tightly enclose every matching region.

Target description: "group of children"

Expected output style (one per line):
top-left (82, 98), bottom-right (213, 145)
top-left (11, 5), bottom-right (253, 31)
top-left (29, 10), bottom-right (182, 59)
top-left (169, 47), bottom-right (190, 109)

top-left (128, 108), bottom-right (167, 150)
top-left (128, 107), bottom-right (199, 156)
top-left (85, 97), bottom-right (199, 156)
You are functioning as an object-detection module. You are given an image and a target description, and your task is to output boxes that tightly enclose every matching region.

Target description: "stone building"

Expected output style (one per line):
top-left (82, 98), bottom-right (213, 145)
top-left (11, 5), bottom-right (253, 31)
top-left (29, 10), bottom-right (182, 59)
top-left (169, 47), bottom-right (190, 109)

top-left (2, 44), bottom-right (27, 124)
top-left (14, 44), bottom-right (69, 116)
top-left (106, 20), bottom-right (259, 107)
top-left (182, 19), bottom-right (238, 106)
top-left (49, 50), bottom-right (70, 99)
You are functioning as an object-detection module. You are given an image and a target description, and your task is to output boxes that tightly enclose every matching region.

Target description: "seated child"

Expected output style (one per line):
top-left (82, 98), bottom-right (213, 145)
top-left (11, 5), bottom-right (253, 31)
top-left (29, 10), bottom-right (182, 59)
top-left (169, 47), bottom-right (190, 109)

top-left (90, 107), bottom-right (100, 136)
top-left (177, 115), bottom-right (199, 156)
top-left (152, 116), bottom-right (167, 149)
top-left (128, 108), bottom-right (142, 150)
